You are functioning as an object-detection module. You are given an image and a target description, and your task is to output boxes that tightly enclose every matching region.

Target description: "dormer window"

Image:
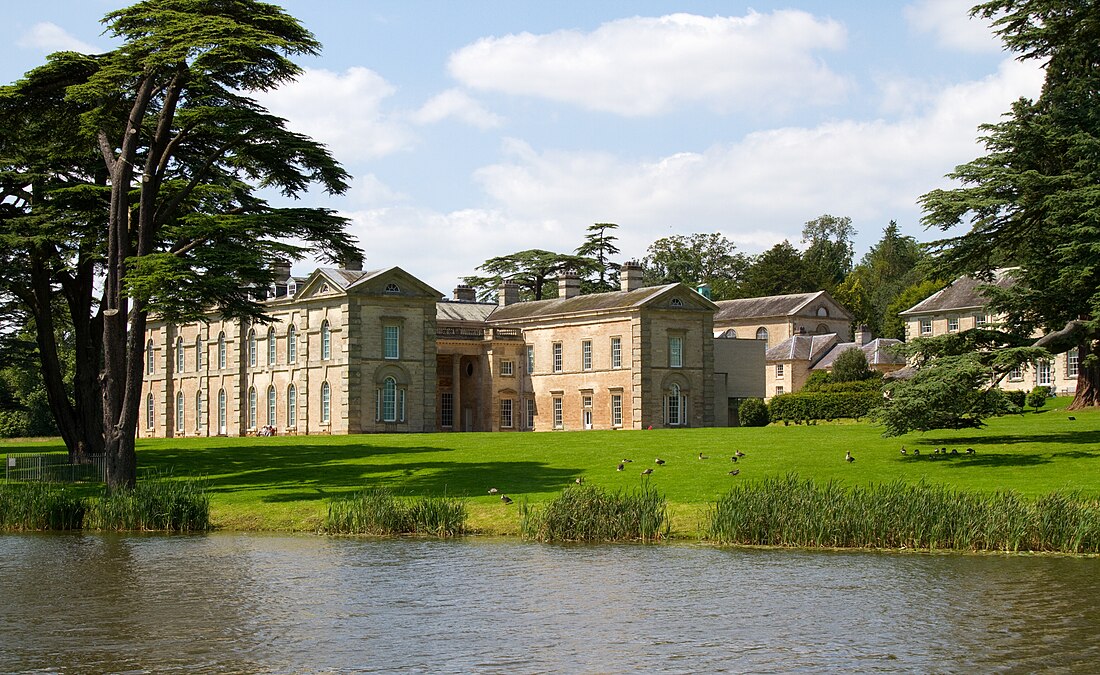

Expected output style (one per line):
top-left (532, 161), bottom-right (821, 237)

top-left (384, 282), bottom-right (400, 294)
top-left (670, 297), bottom-right (684, 307)
top-left (288, 281), bottom-right (297, 295)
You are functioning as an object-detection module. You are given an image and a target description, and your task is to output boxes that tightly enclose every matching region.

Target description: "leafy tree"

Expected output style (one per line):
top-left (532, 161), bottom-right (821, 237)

top-left (575, 223), bottom-right (621, 293)
top-left (831, 347), bottom-right (872, 383)
top-left (641, 233), bottom-right (746, 300)
top-left (1026, 386), bottom-right (1049, 411)
top-left (738, 240), bottom-right (816, 298)
top-left (920, 0), bottom-right (1100, 410)
top-left (881, 279), bottom-right (946, 341)
top-left (464, 249), bottom-right (599, 301)
top-left (737, 398), bottom-right (769, 427)
top-left (837, 221), bottom-right (929, 337)
top-left (801, 214), bottom-right (855, 292)
top-left (1, 1), bottom-right (357, 489)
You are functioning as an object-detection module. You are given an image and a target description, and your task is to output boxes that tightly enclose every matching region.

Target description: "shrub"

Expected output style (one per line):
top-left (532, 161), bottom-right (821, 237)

top-left (802, 370), bottom-right (832, 390)
top-left (324, 487), bottom-right (467, 536)
top-left (768, 390), bottom-right (882, 424)
top-left (738, 398), bottom-right (769, 427)
top-left (805, 377), bottom-right (883, 394)
top-left (831, 347), bottom-right (872, 382)
top-left (521, 483), bottom-right (668, 542)
top-left (1027, 386), bottom-right (1049, 411)
top-left (1004, 389), bottom-right (1027, 409)
top-left (85, 477), bottom-right (210, 532)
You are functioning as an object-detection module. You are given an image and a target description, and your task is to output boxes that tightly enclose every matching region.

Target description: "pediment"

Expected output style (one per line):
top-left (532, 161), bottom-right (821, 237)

top-left (639, 284), bottom-right (718, 312)
top-left (348, 266), bottom-right (442, 300)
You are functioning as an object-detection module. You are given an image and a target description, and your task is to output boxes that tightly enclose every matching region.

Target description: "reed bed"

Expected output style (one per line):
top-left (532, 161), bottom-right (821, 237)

top-left (520, 483), bottom-right (669, 542)
top-left (85, 477), bottom-right (210, 532)
top-left (0, 482), bottom-right (87, 531)
top-left (323, 487), bottom-right (467, 536)
top-left (707, 473), bottom-right (1100, 553)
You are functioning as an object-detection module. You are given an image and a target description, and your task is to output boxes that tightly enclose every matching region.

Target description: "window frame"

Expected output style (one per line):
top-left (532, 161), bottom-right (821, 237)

top-left (526, 345), bottom-right (534, 374)
top-left (218, 332), bottom-right (227, 369)
top-left (176, 336), bottom-right (184, 373)
top-left (553, 396), bottom-right (563, 429)
top-left (526, 398), bottom-right (536, 430)
top-left (268, 327), bottom-right (277, 366)
top-left (582, 340), bottom-right (592, 371)
top-left (611, 336), bottom-right (622, 369)
top-left (611, 393), bottom-right (623, 428)
top-left (287, 325), bottom-right (298, 364)
top-left (267, 385), bottom-right (277, 427)
top-left (195, 336), bottom-right (203, 370)
top-left (500, 359), bottom-right (514, 377)
top-left (321, 381), bottom-right (331, 424)
top-left (441, 391), bottom-right (454, 428)
top-left (195, 390), bottom-right (203, 430)
top-left (383, 324), bottom-right (400, 360)
top-left (669, 336), bottom-right (683, 369)
top-left (500, 398), bottom-right (513, 429)
top-left (553, 342), bottom-right (563, 373)
top-left (248, 329), bottom-right (257, 367)
top-left (287, 383), bottom-right (297, 428)
top-left (776, 363), bottom-right (785, 378)
top-left (919, 318), bottom-right (933, 336)
top-left (947, 316), bottom-right (959, 332)
top-left (248, 386), bottom-right (257, 430)
top-left (146, 393), bottom-right (155, 430)
top-left (175, 391), bottom-right (184, 432)
top-left (666, 383), bottom-right (682, 426)
top-left (146, 339), bottom-right (155, 375)
top-left (321, 320), bottom-right (331, 360)
top-left (1068, 348), bottom-right (1080, 378)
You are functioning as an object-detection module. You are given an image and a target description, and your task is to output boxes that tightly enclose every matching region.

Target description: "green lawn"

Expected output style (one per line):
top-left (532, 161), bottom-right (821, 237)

top-left (3, 397), bottom-right (1098, 536)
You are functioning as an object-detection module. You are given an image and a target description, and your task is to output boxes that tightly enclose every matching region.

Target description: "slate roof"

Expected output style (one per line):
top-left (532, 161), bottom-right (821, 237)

top-left (437, 301), bottom-right (497, 323)
top-left (488, 284), bottom-right (699, 322)
top-left (813, 338), bottom-right (905, 370)
top-left (714, 291), bottom-right (852, 322)
top-left (765, 333), bottom-right (840, 362)
top-left (316, 267), bottom-right (376, 290)
top-left (899, 268), bottom-right (1017, 316)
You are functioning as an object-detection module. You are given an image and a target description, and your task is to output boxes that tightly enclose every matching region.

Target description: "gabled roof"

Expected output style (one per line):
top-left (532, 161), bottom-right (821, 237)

top-left (813, 338), bottom-right (905, 370)
top-left (488, 283), bottom-right (716, 323)
top-left (714, 290), bottom-right (852, 322)
top-left (294, 266), bottom-right (442, 300)
top-left (899, 268), bottom-right (1016, 316)
top-left (766, 333), bottom-right (840, 362)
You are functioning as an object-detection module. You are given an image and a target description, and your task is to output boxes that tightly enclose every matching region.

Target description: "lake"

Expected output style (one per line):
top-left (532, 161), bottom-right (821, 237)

top-left (2, 533), bottom-right (1099, 673)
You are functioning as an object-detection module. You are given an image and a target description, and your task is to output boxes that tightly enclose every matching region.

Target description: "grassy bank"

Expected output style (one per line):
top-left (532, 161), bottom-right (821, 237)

top-left (2, 396), bottom-right (1097, 539)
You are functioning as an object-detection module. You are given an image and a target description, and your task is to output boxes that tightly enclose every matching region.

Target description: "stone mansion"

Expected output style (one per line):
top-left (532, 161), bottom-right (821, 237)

top-left (139, 259), bottom-right (766, 438)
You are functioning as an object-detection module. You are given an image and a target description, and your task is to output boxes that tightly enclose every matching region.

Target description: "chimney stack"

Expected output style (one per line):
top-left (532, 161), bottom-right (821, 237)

top-left (341, 249), bottom-right (364, 271)
top-left (856, 324), bottom-right (873, 345)
top-left (453, 284), bottom-right (477, 302)
top-left (620, 261), bottom-right (643, 292)
top-left (558, 272), bottom-right (580, 299)
top-left (498, 280), bottom-right (520, 306)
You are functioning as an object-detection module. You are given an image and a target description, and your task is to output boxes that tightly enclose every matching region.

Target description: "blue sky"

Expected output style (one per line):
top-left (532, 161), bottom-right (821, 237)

top-left (2, 1), bottom-right (1043, 294)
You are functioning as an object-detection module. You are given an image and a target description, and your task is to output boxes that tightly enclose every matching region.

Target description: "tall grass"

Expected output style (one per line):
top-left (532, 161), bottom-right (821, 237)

top-left (323, 487), bottom-right (467, 536)
top-left (521, 483), bottom-right (669, 542)
top-left (0, 482), bottom-right (86, 531)
top-left (707, 473), bottom-right (1100, 553)
top-left (85, 477), bottom-right (210, 532)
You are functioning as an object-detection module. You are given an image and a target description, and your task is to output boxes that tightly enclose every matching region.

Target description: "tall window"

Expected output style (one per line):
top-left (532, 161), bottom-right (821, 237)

top-left (218, 332), bottom-right (227, 369)
top-left (248, 329), bottom-right (257, 367)
top-left (146, 339), bottom-right (155, 374)
top-left (501, 360), bottom-right (514, 376)
top-left (919, 319), bottom-right (932, 336)
top-left (176, 391), bottom-right (184, 432)
top-left (441, 391), bottom-right (454, 428)
top-left (381, 377), bottom-right (397, 421)
top-left (287, 325), bottom-right (297, 363)
top-left (195, 336), bottom-right (203, 370)
top-left (248, 387), bottom-right (257, 429)
top-left (667, 384), bottom-right (682, 426)
top-left (195, 390), bottom-right (203, 430)
top-left (611, 337), bottom-right (622, 369)
top-left (383, 325), bottom-right (399, 359)
top-left (526, 345), bottom-right (534, 373)
top-left (176, 336), bottom-right (184, 372)
top-left (526, 398), bottom-right (536, 430)
top-left (146, 393), bottom-right (154, 430)
top-left (268, 327), bottom-right (277, 366)
top-left (948, 317), bottom-right (959, 332)
top-left (611, 393), bottom-right (623, 428)
top-left (287, 384), bottom-right (297, 428)
top-left (553, 343), bottom-right (563, 372)
top-left (501, 399), bottom-right (513, 428)
top-left (582, 340), bottom-right (592, 371)
top-left (1037, 360), bottom-right (1052, 387)
top-left (218, 389), bottom-right (227, 433)
top-left (1068, 348), bottom-right (1080, 378)
top-left (321, 320), bottom-right (331, 360)
top-left (755, 327), bottom-right (769, 341)
top-left (553, 396), bottom-right (563, 429)
top-left (321, 381), bottom-right (331, 423)
top-left (267, 385), bottom-right (277, 427)
top-left (776, 363), bottom-right (785, 378)
top-left (669, 336), bottom-right (683, 368)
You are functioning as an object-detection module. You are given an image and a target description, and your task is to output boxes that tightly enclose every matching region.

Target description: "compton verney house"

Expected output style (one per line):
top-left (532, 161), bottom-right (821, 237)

top-left (139, 259), bottom-right (767, 438)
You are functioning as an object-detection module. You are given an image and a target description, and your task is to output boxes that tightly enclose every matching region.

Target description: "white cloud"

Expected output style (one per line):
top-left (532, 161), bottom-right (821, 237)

top-left (904, 0), bottom-right (1003, 53)
top-left (256, 66), bottom-right (415, 163)
top-left (448, 11), bottom-right (851, 116)
top-left (412, 88), bottom-right (503, 129)
top-left (16, 22), bottom-right (98, 54)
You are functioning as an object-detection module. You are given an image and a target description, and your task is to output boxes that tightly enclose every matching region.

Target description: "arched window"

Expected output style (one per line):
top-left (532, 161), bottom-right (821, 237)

top-left (267, 385), bottom-right (276, 427)
top-left (321, 320), bottom-right (331, 360)
top-left (382, 377), bottom-right (397, 422)
top-left (667, 383), bottom-right (681, 426)
top-left (217, 389), bottom-right (227, 434)
top-left (287, 383), bottom-right (297, 428)
top-left (218, 332), bottom-right (227, 369)
top-left (176, 336), bottom-right (184, 372)
top-left (195, 336), bottom-right (203, 370)
top-left (268, 327), bottom-right (277, 366)
top-left (146, 339), bottom-right (155, 374)
top-left (384, 282), bottom-right (400, 294)
top-left (755, 327), bottom-right (769, 341)
top-left (248, 387), bottom-right (257, 429)
top-left (816, 323), bottom-right (830, 334)
top-left (287, 325), bottom-right (297, 364)
top-left (247, 329), bottom-right (257, 367)
top-left (146, 393), bottom-right (155, 430)
top-left (321, 381), bottom-right (331, 423)
top-left (176, 391), bottom-right (184, 431)
top-left (195, 390), bottom-right (203, 430)
top-left (816, 306), bottom-right (829, 317)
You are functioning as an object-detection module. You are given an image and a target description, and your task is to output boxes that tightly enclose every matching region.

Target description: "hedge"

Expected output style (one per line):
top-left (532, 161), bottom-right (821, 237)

top-left (768, 390), bottom-right (883, 424)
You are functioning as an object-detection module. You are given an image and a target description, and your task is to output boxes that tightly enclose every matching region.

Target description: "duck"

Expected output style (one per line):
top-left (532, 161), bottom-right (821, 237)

top-left (617, 463), bottom-right (624, 472)
top-left (621, 458), bottom-right (633, 463)
top-left (641, 468), bottom-right (654, 476)
top-left (488, 487), bottom-right (499, 495)
top-left (845, 451), bottom-right (855, 463)
top-left (900, 447), bottom-right (907, 455)
top-left (730, 456), bottom-right (738, 463)
top-left (913, 448), bottom-right (921, 456)
top-left (1068, 416), bottom-right (1076, 421)
top-left (655, 458), bottom-right (666, 465)
top-left (500, 495), bottom-right (513, 505)
top-left (966, 447), bottom-right (975, 455)
top-left (698, 452), bottom-right (709, 460)
top-left (728, 469), bottom-right (740, 476)
top-left (950, 448), bottom-right (959, 455)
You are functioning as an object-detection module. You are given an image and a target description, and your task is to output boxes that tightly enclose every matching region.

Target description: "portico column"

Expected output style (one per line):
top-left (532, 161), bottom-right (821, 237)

top-left (452, 355), bottom-right (462, 432)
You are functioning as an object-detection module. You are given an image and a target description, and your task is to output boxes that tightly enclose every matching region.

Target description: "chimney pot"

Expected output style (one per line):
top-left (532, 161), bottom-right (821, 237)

top-left (498, 280), bottom-right (520, 306)
top-left (454, 284), bottom-right (477, 302)
top-left (620, 261), bottom-right (643, 292)
top-left (558, 272), bottom-right (581, 299)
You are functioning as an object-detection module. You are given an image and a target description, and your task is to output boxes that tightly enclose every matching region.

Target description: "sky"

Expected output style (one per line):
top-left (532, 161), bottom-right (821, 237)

top-left (1, 1), bottom-right (1045, 294)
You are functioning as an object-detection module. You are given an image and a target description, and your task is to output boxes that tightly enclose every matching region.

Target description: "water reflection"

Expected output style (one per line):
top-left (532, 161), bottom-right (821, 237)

top-left (1, 534), bottom-right (1099, 673)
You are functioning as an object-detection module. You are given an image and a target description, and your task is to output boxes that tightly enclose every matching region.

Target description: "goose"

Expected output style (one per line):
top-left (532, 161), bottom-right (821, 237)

top-left (735, 450), bottom-right (746, 458)
top-left (933, 447), bottom-right (941, 455)
top-left (966, 447), bottom-right (975, 455)
top-left (1069, 416), bottom-right (1076, 421)
top-left (950, 448), bottom-right (959, 455)
top-left (621, 458), bottom-right (633, 463)
top-left (900, 447), bottom-right (907, 455)
top-left (655, 458), bottom-right (666, 465)
top-left (641, 468), bottom-right (654, 476)
top-left (913, 448), bottom-right (921, 456)
top-left (728, 469), bottom-right (740, 476)
top-left (617, 463), bottom-right (624, 472)
top-left (845, 451), bottom-right (855, 463)
top-left (488, 487), bottom-right (499, 495)
top-left (575, 477), bottom-right (584, 485)
top-left (698, 452), bottom-right (709, 460)
top-left (500, 495), bottom-right (513, 505)
top-left (730, 456), bottom-right (738, 463)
